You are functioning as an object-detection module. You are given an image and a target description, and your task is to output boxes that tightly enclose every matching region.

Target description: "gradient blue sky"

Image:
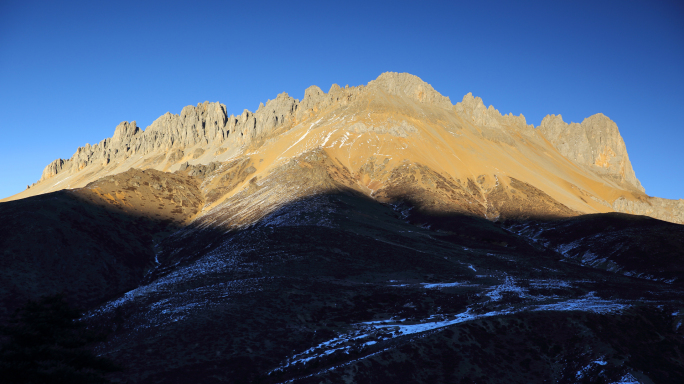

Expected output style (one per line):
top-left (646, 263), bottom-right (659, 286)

top-left (1, 0), bottom-right (683, 200)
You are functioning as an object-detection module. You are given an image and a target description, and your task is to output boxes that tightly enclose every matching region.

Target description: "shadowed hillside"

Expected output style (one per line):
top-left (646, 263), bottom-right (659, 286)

top-left (0, 168), bottom-right (203, 319)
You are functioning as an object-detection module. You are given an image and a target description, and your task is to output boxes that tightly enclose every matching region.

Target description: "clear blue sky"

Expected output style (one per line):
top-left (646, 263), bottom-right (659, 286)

top-left (1, 0), bottom-right (682, 200)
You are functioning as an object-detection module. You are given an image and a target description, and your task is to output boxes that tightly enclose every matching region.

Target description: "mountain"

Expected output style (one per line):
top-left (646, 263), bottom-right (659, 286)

top-left (6, 73), bottom-right (683, 225)
top-left (1, 73), bottom-right (682, 383)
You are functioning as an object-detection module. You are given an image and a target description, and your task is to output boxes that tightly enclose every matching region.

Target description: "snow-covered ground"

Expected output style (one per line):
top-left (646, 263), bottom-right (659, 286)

top-left (270, 290), bottom-right (631, 374)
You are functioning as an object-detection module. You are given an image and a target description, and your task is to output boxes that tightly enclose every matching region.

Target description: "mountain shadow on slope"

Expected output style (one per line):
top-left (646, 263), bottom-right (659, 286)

top-left (142, 189), bottom-right (562, 284)
top-left (79, 190), bottom-right (684, 384)
top-left (0, 192), bottom-right (184, 321)
top-left (2, 167), bottom-right (683, 383)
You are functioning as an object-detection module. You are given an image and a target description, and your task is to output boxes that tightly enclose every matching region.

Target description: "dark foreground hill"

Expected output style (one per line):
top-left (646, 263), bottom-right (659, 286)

top-left (3, 182), bottom-right (682, 383)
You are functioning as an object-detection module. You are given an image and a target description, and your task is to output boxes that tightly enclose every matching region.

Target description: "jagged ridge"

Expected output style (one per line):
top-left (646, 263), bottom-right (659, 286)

top-left (17, 72), bottom-right (682, 224)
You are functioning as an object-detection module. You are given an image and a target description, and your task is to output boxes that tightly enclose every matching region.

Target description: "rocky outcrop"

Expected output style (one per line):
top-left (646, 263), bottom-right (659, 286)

top-left (295, 83), bottom-right (366, 121)
top-left (41, 158), bottom-right (68, 180)
top-left (455, 93), bottom-right (534, 133)
top-left (612, 196), bottom-right (684, 224)
top-left (538, 114), bottom-right (644, 192)
top-left (535, 114), bottom-right (684, 223)
top-left (453, 93), bottom-right (537, 147)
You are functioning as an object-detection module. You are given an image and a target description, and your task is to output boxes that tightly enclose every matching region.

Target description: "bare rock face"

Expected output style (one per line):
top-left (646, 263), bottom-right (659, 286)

top-left (538, 114), bottom-right (644, 192)
top-left (455, 93), bottom-right (532, 133)
top-left (41, 158), bottom-right (67, 180)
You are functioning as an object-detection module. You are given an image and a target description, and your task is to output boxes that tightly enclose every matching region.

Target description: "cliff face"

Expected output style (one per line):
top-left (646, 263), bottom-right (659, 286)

top-left (10, 72), bottom-right (682, 225)
top-left (538, 113), bottom-right (643, 193)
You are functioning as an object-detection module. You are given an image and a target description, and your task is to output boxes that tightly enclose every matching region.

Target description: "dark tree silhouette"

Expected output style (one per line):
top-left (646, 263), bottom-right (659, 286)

top-left (0, 294), bottom-right (121, 384)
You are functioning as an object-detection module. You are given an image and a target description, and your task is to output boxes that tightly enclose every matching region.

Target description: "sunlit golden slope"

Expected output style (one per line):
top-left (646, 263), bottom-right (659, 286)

top-left (5, 72), bottom-right (682, 225)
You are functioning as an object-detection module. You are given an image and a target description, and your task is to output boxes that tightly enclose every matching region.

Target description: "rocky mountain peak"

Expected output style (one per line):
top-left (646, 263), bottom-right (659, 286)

top-left (367, 72), bottom-right (453, 109)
